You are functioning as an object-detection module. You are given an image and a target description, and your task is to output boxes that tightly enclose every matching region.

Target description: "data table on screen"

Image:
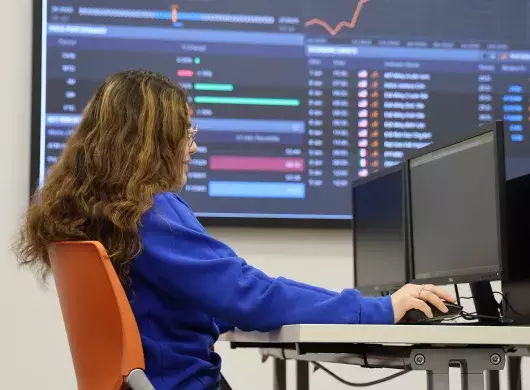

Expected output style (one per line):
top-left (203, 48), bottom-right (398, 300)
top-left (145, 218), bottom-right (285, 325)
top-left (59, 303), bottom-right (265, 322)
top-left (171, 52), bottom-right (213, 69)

top-left (37, 0), bottom-right (530, 220)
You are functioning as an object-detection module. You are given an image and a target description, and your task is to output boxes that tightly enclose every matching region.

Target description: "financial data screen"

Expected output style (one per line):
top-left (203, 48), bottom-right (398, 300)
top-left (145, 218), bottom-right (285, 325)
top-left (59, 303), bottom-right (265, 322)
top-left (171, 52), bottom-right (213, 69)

top-left (38, 0), bottom-right (530, 219)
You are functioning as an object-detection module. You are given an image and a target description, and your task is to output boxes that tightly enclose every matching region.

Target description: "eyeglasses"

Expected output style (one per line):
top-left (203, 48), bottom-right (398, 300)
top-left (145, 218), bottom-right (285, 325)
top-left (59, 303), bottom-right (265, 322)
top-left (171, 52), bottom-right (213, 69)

top-left (188, 124), bottom-right (198, 148)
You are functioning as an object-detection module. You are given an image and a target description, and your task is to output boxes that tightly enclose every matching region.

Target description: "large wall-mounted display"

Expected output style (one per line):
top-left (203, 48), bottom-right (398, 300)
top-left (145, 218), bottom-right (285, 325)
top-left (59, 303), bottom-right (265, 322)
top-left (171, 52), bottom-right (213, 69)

top-left (33, 0), bottom-right (530, 222)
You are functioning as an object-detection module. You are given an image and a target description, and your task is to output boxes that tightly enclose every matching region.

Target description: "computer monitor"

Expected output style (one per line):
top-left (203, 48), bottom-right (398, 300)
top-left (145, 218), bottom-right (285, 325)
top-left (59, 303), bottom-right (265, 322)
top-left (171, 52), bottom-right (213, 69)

top-left (409, 121), bottom-right (506, 285)
top-left (352, 163), bottom-right (409, 295)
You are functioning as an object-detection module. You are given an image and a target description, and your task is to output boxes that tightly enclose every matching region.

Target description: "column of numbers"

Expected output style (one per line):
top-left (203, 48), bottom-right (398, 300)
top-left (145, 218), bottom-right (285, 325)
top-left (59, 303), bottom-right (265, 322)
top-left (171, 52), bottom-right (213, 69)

top-left (307, 58), bottom-right (325, 187)
top-left (478, 73), bottom-right (494, 124)
top-left (331, 59), bottom-right (351, 188)
top-left (61, 49), bottom-right (78, 113)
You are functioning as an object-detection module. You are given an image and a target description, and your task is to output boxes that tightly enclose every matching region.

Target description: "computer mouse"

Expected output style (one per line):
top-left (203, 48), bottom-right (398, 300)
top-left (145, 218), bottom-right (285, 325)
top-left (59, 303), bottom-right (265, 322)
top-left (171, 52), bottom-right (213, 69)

top-left (399, 301), bottom-right (463, 324)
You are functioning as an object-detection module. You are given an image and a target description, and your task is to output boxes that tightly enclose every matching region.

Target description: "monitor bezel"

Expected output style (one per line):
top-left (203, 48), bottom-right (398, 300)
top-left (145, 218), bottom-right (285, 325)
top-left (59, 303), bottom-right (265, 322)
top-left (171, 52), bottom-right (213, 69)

top-left (352, 163), bottom-right (410, 295)
top-left (29, 0), bottom-right (351, 228)
top-left (408, 121), bottom-right (508, 285)
top-left (29, 0), bottom-right (43, 201)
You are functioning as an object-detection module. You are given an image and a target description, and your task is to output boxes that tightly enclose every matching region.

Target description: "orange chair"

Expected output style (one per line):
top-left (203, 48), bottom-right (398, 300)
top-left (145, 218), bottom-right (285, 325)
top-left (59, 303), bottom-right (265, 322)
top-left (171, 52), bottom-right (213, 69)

top-left (48, 241), bottom-right (154, 390)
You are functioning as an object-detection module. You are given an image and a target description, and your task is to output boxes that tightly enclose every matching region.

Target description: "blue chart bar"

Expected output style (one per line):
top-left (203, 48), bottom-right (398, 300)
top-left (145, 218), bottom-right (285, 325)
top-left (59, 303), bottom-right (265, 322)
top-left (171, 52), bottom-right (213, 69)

top-left (193, 118), bottom-right (305, 133)
top-left (154, 11), bottom-right (204, 21)
top-left (198, 132), bottom-right (303, 145)
top-left (209, 182), bottom-right (306, 199)
top-left (78, 7), bottom-right (275, 24)
top-left (306, 44), bottom-right (482, 61)
top-left (46, 113), bottom-right (81, 126)
top-left (47, 24), bottom-right (304, 46)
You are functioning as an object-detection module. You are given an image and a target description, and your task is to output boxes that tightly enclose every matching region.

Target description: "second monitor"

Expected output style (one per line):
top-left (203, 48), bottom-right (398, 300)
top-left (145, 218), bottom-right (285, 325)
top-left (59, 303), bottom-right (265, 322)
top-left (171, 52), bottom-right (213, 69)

top-left (352, 163), bottom-right (409, 295)
top-left (409, 121), bottom-right (506, 285)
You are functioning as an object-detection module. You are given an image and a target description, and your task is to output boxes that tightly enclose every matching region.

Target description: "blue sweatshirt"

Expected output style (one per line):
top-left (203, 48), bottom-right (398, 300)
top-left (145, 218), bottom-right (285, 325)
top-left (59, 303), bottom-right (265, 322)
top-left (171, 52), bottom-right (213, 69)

top-left (129, 192), bottom-right (394, 389)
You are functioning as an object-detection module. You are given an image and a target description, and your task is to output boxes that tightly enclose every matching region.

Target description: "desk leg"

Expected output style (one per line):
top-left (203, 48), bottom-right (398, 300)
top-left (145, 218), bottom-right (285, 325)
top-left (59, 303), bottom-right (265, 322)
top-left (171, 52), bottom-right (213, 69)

top-left (296, 361), bottom-right (309, 390)
top-left (462, 372), bottom-right (485, 390)
top-left (485, 370), bottom-right (500, 390)
top-left (507, 356), bottom-right (522, 390)
top-left (273, 358), bottom-right (287, 390)
top-left (427, 369), bottom-right (488, 390)
top-left (427, 372), bottom-right (450, 390)
top-left (460, 361), bottom-right (487, 390)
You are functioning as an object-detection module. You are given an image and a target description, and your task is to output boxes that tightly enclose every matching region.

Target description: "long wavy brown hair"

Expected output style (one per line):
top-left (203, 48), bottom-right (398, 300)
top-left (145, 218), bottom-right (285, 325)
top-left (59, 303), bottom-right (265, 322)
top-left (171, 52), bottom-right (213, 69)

top-left (14, 69), bottom-right (190, 284)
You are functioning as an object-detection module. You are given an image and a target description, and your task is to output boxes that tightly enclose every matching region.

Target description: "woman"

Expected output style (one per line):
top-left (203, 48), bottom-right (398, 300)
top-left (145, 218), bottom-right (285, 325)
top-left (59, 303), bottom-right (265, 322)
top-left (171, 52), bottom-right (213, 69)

top-left (16, 69), bottom-right (453, 389)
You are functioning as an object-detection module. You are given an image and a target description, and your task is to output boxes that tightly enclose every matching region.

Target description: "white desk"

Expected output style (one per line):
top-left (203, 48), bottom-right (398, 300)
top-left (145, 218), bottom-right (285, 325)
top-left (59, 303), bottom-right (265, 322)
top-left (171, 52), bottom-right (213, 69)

top-left (220, 325), bottom-right (530, 390)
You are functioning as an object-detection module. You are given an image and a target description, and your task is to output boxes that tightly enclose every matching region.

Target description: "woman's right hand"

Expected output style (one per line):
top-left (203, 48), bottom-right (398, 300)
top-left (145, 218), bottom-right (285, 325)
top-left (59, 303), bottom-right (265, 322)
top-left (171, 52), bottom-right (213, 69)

top-left (390, 284), bottom-right (456, 323)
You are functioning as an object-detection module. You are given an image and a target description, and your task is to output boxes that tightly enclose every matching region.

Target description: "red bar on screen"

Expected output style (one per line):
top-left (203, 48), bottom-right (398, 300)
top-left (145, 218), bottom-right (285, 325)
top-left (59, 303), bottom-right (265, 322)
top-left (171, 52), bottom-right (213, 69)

top-left (177, 70), bottom-right (194, 77)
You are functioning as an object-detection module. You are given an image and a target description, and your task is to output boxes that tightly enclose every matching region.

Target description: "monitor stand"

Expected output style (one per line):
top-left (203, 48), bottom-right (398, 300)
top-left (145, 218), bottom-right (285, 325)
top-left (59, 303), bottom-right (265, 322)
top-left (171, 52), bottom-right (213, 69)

top-left (469, 281), bottom-right (500, 324)
top-left (470, 281), bottom-right (529, 390)
top-left (469, 281), bottom-right (502, 390)
top-left (500, 280), bottom-right (530, 390)
top-left (502, 280), bottom-right (530, 325)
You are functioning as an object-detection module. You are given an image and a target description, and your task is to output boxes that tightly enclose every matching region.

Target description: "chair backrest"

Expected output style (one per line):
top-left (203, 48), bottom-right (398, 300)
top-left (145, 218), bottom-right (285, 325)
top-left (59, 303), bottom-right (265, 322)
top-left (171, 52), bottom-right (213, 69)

top-left (48, 241), bottom-right (145, 390)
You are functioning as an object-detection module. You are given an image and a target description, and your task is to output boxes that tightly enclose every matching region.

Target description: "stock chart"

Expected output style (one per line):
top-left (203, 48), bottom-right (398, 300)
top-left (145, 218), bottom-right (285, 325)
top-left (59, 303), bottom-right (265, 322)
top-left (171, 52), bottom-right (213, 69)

top-left (38, 0), bottom-right (530, 219)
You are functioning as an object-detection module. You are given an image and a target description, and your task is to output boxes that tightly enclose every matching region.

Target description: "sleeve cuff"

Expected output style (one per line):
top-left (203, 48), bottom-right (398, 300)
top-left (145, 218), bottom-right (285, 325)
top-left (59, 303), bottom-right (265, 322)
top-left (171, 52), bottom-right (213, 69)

top-left (359, 295), bottom-right (394, 324)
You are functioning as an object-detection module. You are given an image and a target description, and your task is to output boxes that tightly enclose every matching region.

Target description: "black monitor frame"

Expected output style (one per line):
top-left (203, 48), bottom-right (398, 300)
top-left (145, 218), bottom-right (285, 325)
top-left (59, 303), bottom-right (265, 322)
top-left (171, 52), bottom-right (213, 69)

top-left (408, 121), bottom-right (508, 285)
top-left (352, 162), bottom-right (410, 295)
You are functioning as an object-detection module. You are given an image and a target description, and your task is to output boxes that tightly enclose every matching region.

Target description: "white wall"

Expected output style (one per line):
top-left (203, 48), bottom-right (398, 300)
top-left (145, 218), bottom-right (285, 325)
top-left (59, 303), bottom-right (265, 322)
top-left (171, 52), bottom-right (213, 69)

top-left (0, 0), bottom-right (77, 388)
top-left (1, 1), bottom-right (527, 389)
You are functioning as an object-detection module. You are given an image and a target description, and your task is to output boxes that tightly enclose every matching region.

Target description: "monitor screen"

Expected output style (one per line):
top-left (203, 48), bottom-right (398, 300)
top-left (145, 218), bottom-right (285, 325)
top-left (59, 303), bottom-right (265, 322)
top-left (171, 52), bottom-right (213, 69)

top-left (410, 131), bottom-right (503, 283)
top-left (353, 166), bottom-right (407, 292)
top-left (35, 0), bottom-right (530, 221)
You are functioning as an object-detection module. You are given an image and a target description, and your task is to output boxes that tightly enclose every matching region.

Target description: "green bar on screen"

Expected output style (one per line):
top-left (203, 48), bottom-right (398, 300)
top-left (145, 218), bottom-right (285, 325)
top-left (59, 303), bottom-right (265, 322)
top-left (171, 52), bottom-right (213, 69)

top-left (193, 83), bottom-right (234, 91)
top-left (194, 96), bottom-right (301, 106)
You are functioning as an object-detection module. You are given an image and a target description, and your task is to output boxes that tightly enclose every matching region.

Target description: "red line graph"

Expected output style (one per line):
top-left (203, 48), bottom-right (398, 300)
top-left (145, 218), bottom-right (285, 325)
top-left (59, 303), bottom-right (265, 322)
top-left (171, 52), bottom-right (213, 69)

top-left (305, 0), bottom-right (370, 36)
